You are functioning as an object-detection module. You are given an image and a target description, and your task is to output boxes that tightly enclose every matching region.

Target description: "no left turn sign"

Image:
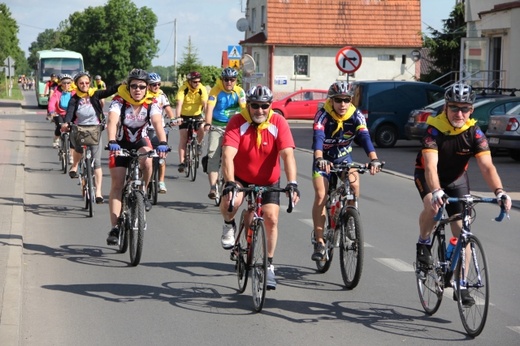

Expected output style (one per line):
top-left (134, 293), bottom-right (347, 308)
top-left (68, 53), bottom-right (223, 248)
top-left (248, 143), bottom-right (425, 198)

top-left (335, 46), bottom-right (362, 74)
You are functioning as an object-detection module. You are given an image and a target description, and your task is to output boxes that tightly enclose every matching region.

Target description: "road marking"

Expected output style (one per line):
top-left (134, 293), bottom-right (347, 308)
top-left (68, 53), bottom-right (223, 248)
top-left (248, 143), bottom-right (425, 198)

top-left (507, 326), bottom-right (520, 334)
top-left (375, 258), bottom-right (414, 272)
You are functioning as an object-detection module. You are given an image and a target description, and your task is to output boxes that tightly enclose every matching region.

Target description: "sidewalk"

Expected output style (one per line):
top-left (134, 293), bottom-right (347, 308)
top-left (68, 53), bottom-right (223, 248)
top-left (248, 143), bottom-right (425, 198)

top-left (0, 98), bottom-right (26, 344)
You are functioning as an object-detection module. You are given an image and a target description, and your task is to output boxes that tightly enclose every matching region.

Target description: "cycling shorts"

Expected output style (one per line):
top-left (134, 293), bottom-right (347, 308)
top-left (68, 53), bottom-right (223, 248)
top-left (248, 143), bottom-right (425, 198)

top-left (109, 137), bottom-right (152, 169)
top-left (179, 115), bottom-right (203, 130)
top-left (235, 177), bottom-right (281, 205)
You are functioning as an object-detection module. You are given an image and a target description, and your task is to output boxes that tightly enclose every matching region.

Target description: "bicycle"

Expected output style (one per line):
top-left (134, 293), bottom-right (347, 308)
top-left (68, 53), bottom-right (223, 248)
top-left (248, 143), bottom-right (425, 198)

top-left (183, 117), bottom-right (203, 182)
top-left (228, 184), bottom-right (294, 312)
top-left (311, 162), bottom-right (382, 289)
top-left (209, 126), bottom-right (225, 206)
top-left (147, 123), bottom-right (172, 205)
top-left (111, 148), bottom-right (159, 266)
top-left (58, 131), bottom-right (71, 174)
top-left (415, 195), bottom-right (507, 337)
top-left (70, 124), bottom-right (103, 217)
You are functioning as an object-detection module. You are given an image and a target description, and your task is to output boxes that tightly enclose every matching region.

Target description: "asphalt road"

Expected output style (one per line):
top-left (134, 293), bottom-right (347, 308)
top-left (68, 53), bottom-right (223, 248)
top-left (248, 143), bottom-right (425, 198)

top-left (2, 90), bottom-right (520, 345)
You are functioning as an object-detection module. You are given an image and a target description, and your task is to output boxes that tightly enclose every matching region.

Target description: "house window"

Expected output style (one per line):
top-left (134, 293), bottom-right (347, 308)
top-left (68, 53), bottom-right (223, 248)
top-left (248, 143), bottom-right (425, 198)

top-left (378, 54), bottom-right (395, 61)
top-left (294, 55), bottom-right (309, 76)
top-left (251, 8), bottom-right (256, 32)
top-left (261, 6), bottom-right (265, 30)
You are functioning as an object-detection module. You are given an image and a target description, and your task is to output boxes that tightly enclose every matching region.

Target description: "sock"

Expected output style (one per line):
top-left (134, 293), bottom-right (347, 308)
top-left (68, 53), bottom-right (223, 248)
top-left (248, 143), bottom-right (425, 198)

top-left (224, 219), bottom-right (235, 228)
top-left (268, 257), bottom-right (273, 265)
top-left (418, 236), bottom-right (431, 245)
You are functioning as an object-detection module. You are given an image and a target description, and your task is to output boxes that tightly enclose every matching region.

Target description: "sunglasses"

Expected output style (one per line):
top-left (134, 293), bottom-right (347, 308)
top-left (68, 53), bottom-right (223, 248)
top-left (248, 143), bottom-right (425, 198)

top-left (223, 78), bottom-right (236, 83)
top-left (448, 105), bottom-right (472, 113)
top-left (249, 103), bottom-right (271, 110)
top-left (150, 83), bottom-right (161, 87)
top-left (333, 97), bottom-right (351, 104)
top-left (191, 80), bottom-right (201, 84)
top-left (61, 81), bottom-right (72, 85)
top-left (130, 84), bottom-right (147, 90)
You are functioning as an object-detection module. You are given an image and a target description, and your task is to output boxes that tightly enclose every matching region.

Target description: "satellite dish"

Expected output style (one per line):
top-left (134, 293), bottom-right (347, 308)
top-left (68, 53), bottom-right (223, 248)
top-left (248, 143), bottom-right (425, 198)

top-left (242, 54), bottom-right (256, 76)
top-left (236, 18), bottom-right (249, 32)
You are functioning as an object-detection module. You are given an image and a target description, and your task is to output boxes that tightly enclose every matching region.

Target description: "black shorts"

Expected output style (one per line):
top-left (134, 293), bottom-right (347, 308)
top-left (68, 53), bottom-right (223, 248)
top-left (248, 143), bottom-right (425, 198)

top-left (179, 115), bottom-right (203, 130)
top-left (414, 169), bottom-right (469, 216)
top-left (235, 177), bottom-right (281, 205)
top-left (110, 137), bottom-right (151, 168)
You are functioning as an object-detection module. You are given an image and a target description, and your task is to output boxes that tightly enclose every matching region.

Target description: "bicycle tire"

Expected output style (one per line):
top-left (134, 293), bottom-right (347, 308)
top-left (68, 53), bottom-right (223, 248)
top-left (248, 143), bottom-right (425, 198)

top-left (215, 172), bottom-right (224, 206)
top-left (315, 228), bottom-right (334, 273)
top-left (416, 230), bottom-right (444, 315)
top-left (63, 136), bottom-right (70, 174)
top-left (190, 139), bottom-right (197, 182)
top-left (129, 191), bottom-right (146, 266)
top-left (148, 158), bottom-right (159, 205)
top-left (85, 154), bottom-right (94, 217)
top-left (251, 220), bottom-right (267, 312)
top-left (454, 234), bottom-right (489, 337)
top-left (117, 196), bottom-right (129, 254)
top-left (236, 211), bottom-right (249, 293)
top-left (184, 143), bottom-right (191, 178)
top-left (339, 208), bottom-right (364, 289)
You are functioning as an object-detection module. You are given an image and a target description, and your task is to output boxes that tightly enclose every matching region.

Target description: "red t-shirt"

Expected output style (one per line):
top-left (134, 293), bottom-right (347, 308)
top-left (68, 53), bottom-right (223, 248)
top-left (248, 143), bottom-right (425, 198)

top-left (223, 112), bottom-right (295, 185)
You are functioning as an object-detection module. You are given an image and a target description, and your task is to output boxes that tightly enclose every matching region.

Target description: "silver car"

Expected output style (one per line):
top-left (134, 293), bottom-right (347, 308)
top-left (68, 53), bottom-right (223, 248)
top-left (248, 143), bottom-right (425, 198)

top-left (486, 103), bottom-right (520, 161)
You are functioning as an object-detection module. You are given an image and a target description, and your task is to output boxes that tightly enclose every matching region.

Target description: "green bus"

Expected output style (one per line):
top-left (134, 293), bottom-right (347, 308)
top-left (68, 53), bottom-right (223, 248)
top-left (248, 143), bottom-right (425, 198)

top-left (35, 48), bottom-right (84, 108)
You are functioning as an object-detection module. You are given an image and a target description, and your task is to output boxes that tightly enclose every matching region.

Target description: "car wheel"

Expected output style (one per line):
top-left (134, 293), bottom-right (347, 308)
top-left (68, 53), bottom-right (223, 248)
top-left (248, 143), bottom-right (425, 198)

top-left (374, 124), bottom-right (398, 148)
top-left (509, 149), bottom-right (520, 161)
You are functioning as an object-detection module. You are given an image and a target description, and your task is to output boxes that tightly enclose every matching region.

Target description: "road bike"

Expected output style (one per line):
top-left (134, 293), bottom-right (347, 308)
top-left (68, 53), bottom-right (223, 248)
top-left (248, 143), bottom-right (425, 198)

top-left (112, 148), bottom-right (159, 266)
top-left (147, 123), bottom-right (172, 205)
top-left (312, 162), bottom-right (382, 289)
top-left (70, 124), bottom-right (103, 217)
top-left (183, 117), bottom-right (203, 182)
top-left (58, 131), bottom-right (71, 174)
top-left (209, 126), bottom-right (225, 206)
top-left (228, 184), bottom-right (294, 312)
top-left (415, 195), bottom-right (507, 337)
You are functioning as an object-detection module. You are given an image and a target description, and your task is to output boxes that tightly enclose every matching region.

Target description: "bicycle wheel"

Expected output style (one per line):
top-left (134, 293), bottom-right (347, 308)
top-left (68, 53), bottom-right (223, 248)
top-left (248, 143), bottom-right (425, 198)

top-left (184, 143), bottom-right (191, 178)
top-left (339, 208), bottom-right (364, 289)
top-left (251, 220), bottom-right (267, 312)
top-left (416, 231), bottom-right (444, 315)
top-left (117, 198), bottom-right (129, 254)
top-left (454, 235), bottom-right (489, 337)
top-left (148, 158), bottom-right (159, 205)
top-left (63, 136), bottom-right (70, 174)
top-left (85, 155), bottom-right (94, 217)
top-left (315, 228), bottom-right (334, 273)
top-left (190, 140), bottom-right (197, 182)
top-left (128, 191), bottom-right (146, 266)
top-left (236, 211), bottom-right (249, 293)
top-left (215, 171), bottom-right (224, 206)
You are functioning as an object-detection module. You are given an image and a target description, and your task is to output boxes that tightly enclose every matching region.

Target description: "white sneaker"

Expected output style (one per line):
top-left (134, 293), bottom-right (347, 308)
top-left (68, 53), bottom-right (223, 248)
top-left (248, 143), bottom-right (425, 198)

top-left (221, 224), bottom-right (235, 249)
top-left (267, 264), bottom-right (276, 290)
top-left (53, 138), bottom-right (60, 148)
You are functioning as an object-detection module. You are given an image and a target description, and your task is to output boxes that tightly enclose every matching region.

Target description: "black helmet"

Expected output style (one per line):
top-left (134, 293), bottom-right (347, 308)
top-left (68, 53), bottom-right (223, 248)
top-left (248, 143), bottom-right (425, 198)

top-left (445, 83), bottom-right (476, 104)
top-left (74, 72), bottom-right (91, 84)
top-left (127, 68), bottom-right (149, 84)
top-left (246, 84), bottom-right (273, 103)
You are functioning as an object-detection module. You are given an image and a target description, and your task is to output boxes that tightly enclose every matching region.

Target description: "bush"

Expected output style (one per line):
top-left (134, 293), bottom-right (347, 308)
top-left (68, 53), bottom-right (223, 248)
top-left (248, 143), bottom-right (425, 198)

top-left (161, 85), bottom-right (178, 105)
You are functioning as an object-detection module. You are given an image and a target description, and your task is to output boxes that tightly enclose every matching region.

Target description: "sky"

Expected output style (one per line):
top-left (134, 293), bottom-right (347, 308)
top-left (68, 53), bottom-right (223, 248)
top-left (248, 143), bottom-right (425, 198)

top-left (7, 0), bottom-right (455, 68)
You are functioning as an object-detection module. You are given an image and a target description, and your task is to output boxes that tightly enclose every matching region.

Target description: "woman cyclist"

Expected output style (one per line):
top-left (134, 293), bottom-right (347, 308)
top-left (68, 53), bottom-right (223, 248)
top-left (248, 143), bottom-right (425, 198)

top-left (61, 72), bottom-right (120, 203)
top-left (48, 74), bottom-right (75, 149)
top-left (105, 69), bottom-right (169, 245)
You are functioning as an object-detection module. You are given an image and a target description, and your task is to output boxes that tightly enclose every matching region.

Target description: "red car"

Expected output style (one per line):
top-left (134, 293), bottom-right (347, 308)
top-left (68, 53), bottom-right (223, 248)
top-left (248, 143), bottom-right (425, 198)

top-left (271, 89), bottom-right (328, 119)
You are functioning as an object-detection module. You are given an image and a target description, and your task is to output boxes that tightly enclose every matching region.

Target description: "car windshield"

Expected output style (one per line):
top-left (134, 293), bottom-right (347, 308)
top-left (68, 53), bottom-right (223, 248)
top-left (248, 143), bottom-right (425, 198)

top-left (506, 103), bottom-right (520, 115)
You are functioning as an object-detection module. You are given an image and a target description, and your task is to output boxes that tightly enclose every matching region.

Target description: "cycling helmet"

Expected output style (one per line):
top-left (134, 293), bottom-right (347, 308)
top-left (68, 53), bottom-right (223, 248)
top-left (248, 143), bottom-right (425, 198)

top-left (148, 72), bottom-right (161, 83)
top-left (445, 82), bottom-right (476, 104)
top-left (246, 84), bottom-right (273, 103)
top-left (187, 71), bottom-right (201, 80)
top-left (221, 67), bottom-right (238, 79)
top-left (327, 81), bottom-right (352, 98)
top-left (74, 72), bottom-right (91, 84)
top-left (59, 73), bottom-right (72, 81)
top-left (94, 75), bottom-right (101, 80)
top-left (127, 68), bottom-right (149, 84)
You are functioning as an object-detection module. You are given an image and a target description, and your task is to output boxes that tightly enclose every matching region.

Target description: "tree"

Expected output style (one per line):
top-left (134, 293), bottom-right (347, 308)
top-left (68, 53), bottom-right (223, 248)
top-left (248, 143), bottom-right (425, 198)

top-left (176, 37), bottom-right (203, 79)
top-left (422, 2), bottom-right (466, 85)
top-left (0, 4), bottom-right (29, 76)
top-left (27, 29), bottom-right (63, 69)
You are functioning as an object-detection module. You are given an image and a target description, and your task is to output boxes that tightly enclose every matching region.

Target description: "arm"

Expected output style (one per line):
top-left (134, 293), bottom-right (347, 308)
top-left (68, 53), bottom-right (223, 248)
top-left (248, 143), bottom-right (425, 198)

top-left (204, 102), bottom-right (215, 130)
top-left (476, 153), bottom-right (504, 194)
top-left (280, 147), bottom-right (297, 182)
top-left (150, 113), bottom-right (167, 143)
top-left (106, 108), bottom-right (119, 143)
top-left (222, 145), bottom-right (238, 182)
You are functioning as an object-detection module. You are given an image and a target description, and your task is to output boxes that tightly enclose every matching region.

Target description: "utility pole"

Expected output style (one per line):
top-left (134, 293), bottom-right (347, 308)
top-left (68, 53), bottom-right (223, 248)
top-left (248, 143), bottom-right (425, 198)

top-left (173, 18), bottom-right (177, 81)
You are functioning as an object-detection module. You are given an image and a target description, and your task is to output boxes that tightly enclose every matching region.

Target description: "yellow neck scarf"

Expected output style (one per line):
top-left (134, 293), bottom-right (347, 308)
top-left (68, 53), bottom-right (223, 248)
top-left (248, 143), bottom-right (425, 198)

top-left (324, 99), bottom-right (357, 136)
top-left (426, 111), bottom-right (477, 136)
top-left (240, 108), bottom-right (274, 148)
top-left (117, 84), bottom-right (154, 106)
top-left (75, 87), bottom-right (96, 98)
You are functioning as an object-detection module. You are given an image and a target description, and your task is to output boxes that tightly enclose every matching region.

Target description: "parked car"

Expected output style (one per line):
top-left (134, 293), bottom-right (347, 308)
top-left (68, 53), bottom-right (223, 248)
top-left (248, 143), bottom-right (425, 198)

top-left (404, 90), bottom-right (516, 140)
top-left (486, 103), bottom-right (520, 161)
top-left (271, 89), bottom-right (328, 120)
top-left (349, 80), bottom-right (445, 147)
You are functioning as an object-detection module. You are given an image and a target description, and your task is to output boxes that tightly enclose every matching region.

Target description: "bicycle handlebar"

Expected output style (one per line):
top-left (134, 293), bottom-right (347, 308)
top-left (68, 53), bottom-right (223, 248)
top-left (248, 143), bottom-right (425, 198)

top-left (316, 161), bottom-right (385, 174)
top-left (433, 195), bottom-right (508, 222)
top-left (104, 147), bottom-right (170, 157)
top-left (227, 185), bottom-right (294, 214)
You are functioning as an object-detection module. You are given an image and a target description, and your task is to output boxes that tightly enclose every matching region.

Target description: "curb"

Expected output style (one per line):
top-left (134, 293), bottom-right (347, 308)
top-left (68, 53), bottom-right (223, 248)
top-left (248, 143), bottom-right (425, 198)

top-left (0, 120), bottom-right (25, 345)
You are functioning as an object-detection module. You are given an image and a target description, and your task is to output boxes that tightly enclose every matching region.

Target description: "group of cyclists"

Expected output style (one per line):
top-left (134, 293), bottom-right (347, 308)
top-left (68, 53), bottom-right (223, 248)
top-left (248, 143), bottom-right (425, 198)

top-left (46, 66), bottom-right (512, 295)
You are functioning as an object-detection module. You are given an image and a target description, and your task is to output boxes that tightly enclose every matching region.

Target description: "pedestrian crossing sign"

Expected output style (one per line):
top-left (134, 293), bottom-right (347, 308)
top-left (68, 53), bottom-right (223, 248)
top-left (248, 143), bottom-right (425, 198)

top-left (228, 45), bottom-right (242, 60)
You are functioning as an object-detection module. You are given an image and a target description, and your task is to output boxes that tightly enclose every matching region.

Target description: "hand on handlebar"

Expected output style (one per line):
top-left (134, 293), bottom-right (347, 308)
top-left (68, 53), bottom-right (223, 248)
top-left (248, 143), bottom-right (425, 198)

top-left (315, 158), bottom-right (331, 173)
top-left (496, 191), bottom-right (512, 215)
top-left (284, 182), bottom-right (300, 211)
top-left (368, 159), bottom-right (383, 174)
top-left (108, 140), bottom-right (121, 153)
top-left (431, 188), bottom-right (447, 209)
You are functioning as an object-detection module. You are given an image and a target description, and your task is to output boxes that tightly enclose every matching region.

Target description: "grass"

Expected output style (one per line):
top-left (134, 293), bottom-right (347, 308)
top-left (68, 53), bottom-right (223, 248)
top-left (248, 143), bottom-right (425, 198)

top-left (0, 79), bottom-right (24, 100)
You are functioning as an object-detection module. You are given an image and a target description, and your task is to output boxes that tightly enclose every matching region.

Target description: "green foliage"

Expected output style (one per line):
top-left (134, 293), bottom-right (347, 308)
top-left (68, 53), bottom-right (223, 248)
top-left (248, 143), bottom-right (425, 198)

top-left (160, 86), bottom-right (178, 104)
top-left (176, 37), bottom-right (203, 78)
top-left (422, 2), bottom-right (466, 84)
top-left (0, 4), bottom-right (29, 76)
